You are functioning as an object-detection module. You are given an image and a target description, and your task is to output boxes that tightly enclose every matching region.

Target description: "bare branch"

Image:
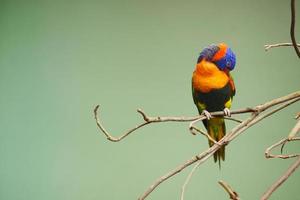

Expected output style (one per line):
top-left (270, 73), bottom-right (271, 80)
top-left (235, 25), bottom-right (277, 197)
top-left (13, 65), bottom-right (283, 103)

top-left (266, 113), bottom-right (300, 159)
top-left (227, 96), bottom-right (300, 142)
top-left (290, 0), bottom-right (300, 58)
top-left (189, 116), bottom-right (242, 135)
top-left (264, 43), bottom-right (300, 51)
top-left (94, 106), bottom-right (257, 142)
top-left (93, 92), bottom-right (300, 199)
top-left (218, 180), bottom-right (240, 200)
top-left (93, 91), bottom-right (300, 200)
top-left (189, 116), bottom-right (242, 145)
top-left (265, 137), bottom-right (300, 159)
top-left (95, 92), bottom-right (300, 144)
top-left (253, 92), bottom-right (300, 112)
top-left (261, 156), bottom-right (300, 200)
top-left (137, 92), bottom-right (300, 200)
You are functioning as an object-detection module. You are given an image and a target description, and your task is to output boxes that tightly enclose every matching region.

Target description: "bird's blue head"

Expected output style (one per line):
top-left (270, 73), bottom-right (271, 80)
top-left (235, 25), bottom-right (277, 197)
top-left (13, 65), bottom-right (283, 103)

top-left (197, 43), bottom-right (236, 71)
top-left (212, 43), bottom-right (236, 71)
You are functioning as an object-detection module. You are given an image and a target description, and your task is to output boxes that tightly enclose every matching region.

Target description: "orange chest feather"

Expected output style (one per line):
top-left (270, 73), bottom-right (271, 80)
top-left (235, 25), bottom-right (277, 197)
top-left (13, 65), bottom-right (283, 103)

top-left (192, 60), bottom-right (229, 93)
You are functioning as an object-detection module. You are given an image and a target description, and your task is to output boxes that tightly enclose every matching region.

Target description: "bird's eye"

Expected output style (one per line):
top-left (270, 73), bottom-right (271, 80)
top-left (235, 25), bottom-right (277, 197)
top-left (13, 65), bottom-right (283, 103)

top-left (226, 61), bottom-right (231, 67)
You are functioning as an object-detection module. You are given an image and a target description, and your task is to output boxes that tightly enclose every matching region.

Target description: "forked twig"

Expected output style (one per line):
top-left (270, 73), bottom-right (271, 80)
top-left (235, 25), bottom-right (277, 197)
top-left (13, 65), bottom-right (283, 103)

top-left (265, 137), bottom-right (300, 159)
top-left (266, 116), bottom-right (300, 159)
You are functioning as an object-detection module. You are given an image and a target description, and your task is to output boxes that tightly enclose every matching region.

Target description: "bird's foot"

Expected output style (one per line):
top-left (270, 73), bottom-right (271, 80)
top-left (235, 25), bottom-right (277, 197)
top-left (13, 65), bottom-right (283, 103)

top-left (223, 108), bottom-right (231, 117)
top-left (201, 110), bottom-right (212, 120)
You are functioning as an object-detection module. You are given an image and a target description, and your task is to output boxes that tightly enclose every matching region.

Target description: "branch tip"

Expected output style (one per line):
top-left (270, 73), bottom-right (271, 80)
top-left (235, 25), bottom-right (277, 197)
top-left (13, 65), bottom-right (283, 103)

top-left (280, 141), bottom-right (286, 154)
top-left (264, 43), bottom-right (300, 51)
top-left (218, 180), bottom-right (240, 200)
top-left (94, 105), bottom-right (100, 113)
top-left (137, 108), bottom-right (149, 121)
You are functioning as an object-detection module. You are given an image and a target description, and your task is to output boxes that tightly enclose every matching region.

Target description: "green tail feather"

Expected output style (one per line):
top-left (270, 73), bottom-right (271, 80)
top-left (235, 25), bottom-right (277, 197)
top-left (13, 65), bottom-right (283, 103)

top-left (206, 117), bottom-right (226, 167)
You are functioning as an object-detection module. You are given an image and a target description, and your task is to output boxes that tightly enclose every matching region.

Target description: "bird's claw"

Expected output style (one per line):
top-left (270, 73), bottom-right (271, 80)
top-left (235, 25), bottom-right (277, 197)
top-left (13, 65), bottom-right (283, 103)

top-left (223, 108), bottom-right (231, 117)
top-left (201, 110), bottom-right (212, 120)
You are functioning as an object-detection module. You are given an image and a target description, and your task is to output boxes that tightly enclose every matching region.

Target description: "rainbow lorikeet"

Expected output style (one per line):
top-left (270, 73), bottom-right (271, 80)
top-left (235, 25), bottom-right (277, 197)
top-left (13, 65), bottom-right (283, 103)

top-left (192, 43), bottom-right (236, 166)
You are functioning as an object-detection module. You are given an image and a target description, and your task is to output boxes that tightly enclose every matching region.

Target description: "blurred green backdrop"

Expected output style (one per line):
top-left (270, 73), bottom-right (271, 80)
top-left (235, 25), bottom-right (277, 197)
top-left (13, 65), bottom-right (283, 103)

top-left (0, 0), bottom-right (299, 199)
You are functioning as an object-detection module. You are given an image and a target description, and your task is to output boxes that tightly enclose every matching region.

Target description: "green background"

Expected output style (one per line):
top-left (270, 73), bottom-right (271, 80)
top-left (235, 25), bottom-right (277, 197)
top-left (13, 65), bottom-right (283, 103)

top-left (0, 0), bottom-right (299, 199)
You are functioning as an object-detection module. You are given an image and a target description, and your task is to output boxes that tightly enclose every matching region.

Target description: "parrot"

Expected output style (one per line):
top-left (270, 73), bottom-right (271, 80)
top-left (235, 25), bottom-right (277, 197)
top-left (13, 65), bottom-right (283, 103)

top-left (192, 43), bottom-right (236, 166)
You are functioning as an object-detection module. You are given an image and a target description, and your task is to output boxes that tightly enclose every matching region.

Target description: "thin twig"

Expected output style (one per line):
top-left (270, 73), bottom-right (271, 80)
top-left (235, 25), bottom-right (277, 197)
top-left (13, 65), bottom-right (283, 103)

top-left (190, 126), bottom-right (221, 146)
top-left (181, 161), bottom-right (201, 200)
top-left (261, 156), bottom-right (300, 200)
top-left (218, 180), bottom-right (240, 200)
top-left (189, 117), bottom-right (206, 135)
top-left (264, 43), bottom-right (300, 51)
top-left (290, 0), bottom-right (300, 58)
top-left (265, 137), bottom-right (300, 159)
